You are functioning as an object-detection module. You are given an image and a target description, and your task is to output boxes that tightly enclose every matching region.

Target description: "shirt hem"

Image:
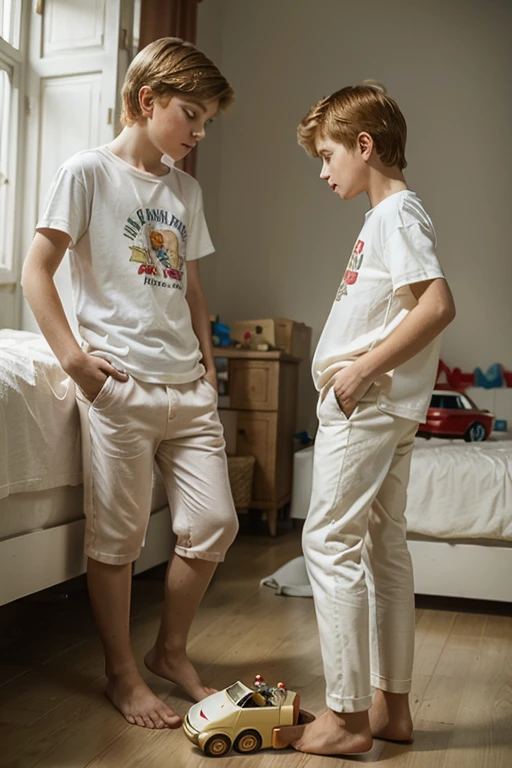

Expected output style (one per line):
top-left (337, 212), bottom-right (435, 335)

top-left (85, 350), bottom-right (206, 385)
top-left (122, 366), bottom-right (205, 385)
top-left (377, 392), bottom-right (425, 423)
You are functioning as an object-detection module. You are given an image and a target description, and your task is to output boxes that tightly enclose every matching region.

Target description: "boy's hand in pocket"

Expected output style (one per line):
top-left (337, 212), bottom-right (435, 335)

top-left (65, 352), bottom-right (128, 403)
top-left (333, 365), bottom-right (372, 418)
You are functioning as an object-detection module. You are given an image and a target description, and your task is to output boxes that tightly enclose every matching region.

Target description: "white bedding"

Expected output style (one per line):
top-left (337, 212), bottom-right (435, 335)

top-left (0, 330), bottom-right (169, 524)
top-left (291, 437), bottom-right (512, 541)
top-left (0, 329), bottom-right (82, 499)
top-left (405, 436), bottom-right (512, 541)
top-left (0, 478), bottom-right (169, 541)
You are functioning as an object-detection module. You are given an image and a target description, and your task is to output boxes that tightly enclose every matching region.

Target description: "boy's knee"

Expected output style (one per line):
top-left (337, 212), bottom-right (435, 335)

top-left (175, 506), bottom-right (239, 559)
top-left (215, 510), bottom-right (239, 552)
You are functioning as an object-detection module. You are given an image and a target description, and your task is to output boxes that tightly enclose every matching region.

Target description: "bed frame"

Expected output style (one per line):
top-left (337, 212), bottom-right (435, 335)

top-left (407, 537), bottom-right (512, 602)
top-left (0, 505), bottom-right (174, 606)
top-left (407, 386), bottom-right (512, 602)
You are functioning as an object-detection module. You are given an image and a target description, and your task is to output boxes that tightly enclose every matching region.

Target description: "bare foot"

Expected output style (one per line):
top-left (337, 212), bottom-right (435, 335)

top-left (144, 647), bottom-right (215, 702)
top-left (105, 669), bottom-right (182, 729)
top-left (369, 690), bottom-right (413, 742)
top-left (291, 709), bottom-right (373, 756)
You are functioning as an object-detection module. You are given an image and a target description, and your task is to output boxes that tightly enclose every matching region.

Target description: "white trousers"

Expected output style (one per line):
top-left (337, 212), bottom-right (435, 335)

top-left (302, 384), bottom-right (419, 713)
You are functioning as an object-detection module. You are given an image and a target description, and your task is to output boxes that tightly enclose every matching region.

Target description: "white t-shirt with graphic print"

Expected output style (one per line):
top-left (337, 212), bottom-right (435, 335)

top-left (312, 190), bottom-right (445, 423)
top-left (36, 146), bottom-right (214, 384)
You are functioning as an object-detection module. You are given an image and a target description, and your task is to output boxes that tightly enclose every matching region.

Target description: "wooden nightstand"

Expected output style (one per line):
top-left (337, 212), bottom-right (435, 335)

top-left (213, 349), bottom-right (300, 535)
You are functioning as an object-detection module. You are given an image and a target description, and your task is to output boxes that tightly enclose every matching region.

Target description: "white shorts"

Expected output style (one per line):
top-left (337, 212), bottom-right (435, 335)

top-left (76, 375), bottom-right (238, 565)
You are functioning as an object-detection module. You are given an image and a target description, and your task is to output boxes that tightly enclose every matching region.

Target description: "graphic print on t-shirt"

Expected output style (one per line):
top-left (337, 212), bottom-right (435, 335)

top-left (123, 207), bottom-right (187, 290)
top-left (335, 238), bottom-right (365, 300)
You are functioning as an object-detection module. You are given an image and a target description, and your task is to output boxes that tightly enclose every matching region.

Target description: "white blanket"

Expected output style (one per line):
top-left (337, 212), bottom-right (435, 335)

top-left (405, 437), bottom-right (512, 541)
top-left (0, 330), bottom-right (82, 499)
top-left (291, 436), bottom-right (512, 541)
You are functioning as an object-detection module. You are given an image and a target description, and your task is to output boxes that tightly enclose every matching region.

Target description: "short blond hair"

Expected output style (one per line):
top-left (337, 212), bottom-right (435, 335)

top-left (121, 37), bottom-right (235, 126)
top-left (297, 81), bottom-right (407, 170)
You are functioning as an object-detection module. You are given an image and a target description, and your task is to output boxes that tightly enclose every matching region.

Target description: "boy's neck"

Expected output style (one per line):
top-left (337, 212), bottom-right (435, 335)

top-left (107, 126), bottom-right (170, 176)
top-left (366, 164), bottom-right (408, 210)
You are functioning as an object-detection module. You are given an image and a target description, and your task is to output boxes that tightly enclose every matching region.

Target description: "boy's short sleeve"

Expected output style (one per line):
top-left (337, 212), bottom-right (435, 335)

top-left (382, 218), bottom-right (445, 295)
top-left (186, 182), bottom-right (214, 261)
top-left (36, 166), bottom-right (90, 248)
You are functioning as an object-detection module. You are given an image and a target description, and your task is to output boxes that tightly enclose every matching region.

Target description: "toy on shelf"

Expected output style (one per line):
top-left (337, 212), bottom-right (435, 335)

top-left (474, 363), bottom-right (505, 389)
top-left (436, 360), bottom-right (512, 390)
top-left (183, 675), bottom-right (315, 757)
top-left (238, 327), bottom-right (270, 352)
top-left (210, 317), bottom-right (231, 348)
top-left (418, 389), bottom-right (494, 442)
top-left (240, 330), bottom-right (252, 350)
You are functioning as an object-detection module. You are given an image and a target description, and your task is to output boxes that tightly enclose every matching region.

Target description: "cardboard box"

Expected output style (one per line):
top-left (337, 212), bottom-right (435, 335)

top-left (274, 318), bottom-right (312, 361)
top-left (231, 318), bottom-right (312, 361)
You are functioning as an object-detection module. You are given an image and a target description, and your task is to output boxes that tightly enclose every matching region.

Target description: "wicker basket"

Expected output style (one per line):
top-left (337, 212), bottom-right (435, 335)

top-left (227, 455), bottom-right (255, 511)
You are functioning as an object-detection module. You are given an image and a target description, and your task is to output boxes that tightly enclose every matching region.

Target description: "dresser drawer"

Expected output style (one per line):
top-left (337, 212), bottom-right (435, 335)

top-left (229, 360), bottom-right (279, 411)
top-left (228, 360), bottom-right (279, 411)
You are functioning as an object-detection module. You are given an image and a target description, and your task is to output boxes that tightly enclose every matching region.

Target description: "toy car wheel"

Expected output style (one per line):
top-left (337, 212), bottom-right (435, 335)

top-left (204, 734), bottom-right (232, 757)
top-left (464, 422), bottom-right (487, 442)
top-left (234, 729), bottom-right (262, 754)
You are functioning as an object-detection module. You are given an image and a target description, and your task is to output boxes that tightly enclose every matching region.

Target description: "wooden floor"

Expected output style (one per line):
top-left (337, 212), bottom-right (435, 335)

top-left (1, 525), bottom-right (511, 768)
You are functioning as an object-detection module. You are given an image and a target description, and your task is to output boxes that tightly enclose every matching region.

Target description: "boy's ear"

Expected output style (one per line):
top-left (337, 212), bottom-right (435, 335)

top-left (139, 86), bottom-right (154, 118)
top-left (358, 132), bottom-right (373, 160)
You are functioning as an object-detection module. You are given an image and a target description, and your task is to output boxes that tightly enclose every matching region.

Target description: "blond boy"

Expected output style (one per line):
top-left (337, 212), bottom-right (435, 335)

top-left (22, 38), bottom-right (238, 729)
top-left (280, 82), bottom-right (455, 755)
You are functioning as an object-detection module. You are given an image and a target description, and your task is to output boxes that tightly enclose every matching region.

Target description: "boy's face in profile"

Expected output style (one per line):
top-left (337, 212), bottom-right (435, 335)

top-left (317, 136), bottom-right (367, 200)
top-left (147, 92), bottom-right (219, 161)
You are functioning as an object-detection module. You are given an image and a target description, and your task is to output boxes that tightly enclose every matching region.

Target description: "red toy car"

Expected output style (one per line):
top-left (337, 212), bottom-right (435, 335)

top-left (418, 390), bottom-right (494, 442)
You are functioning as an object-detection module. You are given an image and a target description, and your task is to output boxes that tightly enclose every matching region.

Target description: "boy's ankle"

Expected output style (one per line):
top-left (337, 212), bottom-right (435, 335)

top-left (375, 689), bottom-right (410, 707)
top-left (105, 662), bottom-right (140, 681)
top-left (330, 708), bottom-right (371, 731)
top-left (150, 642), bottom-right (186, 660)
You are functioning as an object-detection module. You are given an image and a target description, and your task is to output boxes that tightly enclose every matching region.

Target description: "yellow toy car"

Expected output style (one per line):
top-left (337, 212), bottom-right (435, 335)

top-left (183, 676), bottom-right (314, 757)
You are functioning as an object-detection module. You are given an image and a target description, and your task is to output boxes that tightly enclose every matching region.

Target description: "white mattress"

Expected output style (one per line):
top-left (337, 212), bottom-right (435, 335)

top-left (0, 330), bottom-right (82, 499)
top-left (0, 329), bottom-right (170, 540)
top-left (291, 436), bottom-right (512, 542)
top-left (406, 436), bottom-right (512, 541)
top-left (0, 477), bottom-right (169, 541)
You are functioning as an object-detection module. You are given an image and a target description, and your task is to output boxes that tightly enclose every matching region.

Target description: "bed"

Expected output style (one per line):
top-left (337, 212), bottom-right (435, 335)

top-left (290, 389), bottom-right (512, 602)
top-left (0, 330), bottom-right (175, 606)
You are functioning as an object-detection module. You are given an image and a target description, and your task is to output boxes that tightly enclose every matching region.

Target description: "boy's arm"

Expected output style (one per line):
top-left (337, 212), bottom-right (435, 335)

top-left (22, 229), bottom-right (127, 401)
top-left (185, 259), bottom-right (216, 390)
top-left (334, 277), bottom-right (456, 416)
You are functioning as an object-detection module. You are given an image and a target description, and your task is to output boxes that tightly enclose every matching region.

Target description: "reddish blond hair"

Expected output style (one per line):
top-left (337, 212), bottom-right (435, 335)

top-left (297, 81), bottom-right (407, 170)
top-left (121, 37), bottom-right (234, 126)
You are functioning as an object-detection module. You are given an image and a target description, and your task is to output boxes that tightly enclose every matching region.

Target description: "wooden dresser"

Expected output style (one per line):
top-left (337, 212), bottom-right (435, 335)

top-left (213, 349), bottom-right (300, 535)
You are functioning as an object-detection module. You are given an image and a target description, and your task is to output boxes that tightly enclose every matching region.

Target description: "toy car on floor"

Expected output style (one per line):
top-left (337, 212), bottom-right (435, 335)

top-left (418, 390), bottom-right (494, 442)
top-left (182, 676), bottom-right (314, 757)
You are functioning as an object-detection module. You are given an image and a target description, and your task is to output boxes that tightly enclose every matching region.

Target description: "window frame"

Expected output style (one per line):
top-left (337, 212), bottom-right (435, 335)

top-left (0, 1), bottom-right (25, 285)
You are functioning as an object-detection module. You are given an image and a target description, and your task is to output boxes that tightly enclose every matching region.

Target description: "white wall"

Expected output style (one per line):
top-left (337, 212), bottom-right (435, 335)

top-left (197, 0), bottom-right (512, 433)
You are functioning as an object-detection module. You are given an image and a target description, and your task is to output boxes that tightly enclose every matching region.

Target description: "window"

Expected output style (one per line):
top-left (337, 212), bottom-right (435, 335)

top-left (430, 394), bottom-right (461, 410)
top-left (458, 393), bottom-right (475, 410)
top-left (0, 0), bottom-right (22, 48)
top-left (441, 395), bottom-right (459, 410)
top-left (0, 0), bottom-right (22, 283)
